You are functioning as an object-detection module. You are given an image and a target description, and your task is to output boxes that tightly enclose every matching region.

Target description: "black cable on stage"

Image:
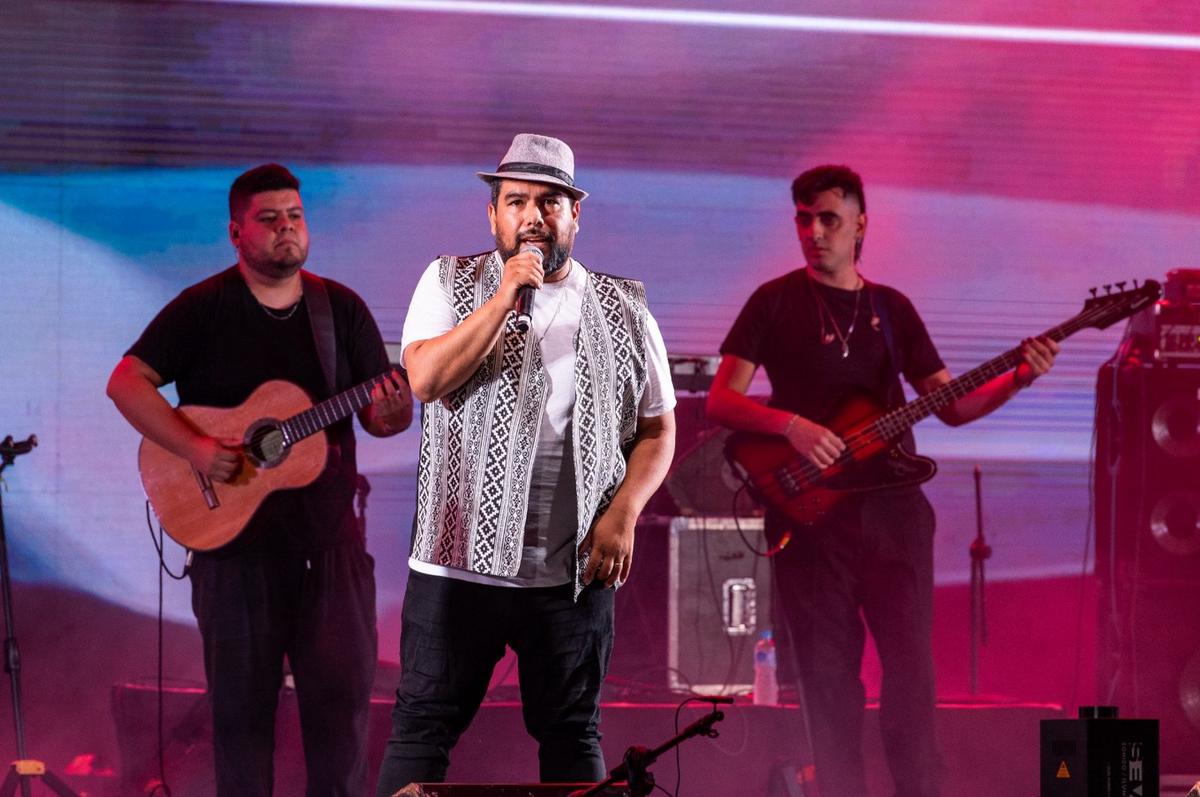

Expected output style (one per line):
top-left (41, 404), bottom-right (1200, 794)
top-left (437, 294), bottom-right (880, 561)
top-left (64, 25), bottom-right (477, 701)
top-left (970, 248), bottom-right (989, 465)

top-left (145, 500), bottom-right (187, 797)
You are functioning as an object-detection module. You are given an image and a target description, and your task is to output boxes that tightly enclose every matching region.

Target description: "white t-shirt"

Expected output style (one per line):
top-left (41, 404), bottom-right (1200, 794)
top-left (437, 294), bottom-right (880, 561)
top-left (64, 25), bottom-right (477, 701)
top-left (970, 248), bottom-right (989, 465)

top-left (400, 255), bottom-right (676, 587)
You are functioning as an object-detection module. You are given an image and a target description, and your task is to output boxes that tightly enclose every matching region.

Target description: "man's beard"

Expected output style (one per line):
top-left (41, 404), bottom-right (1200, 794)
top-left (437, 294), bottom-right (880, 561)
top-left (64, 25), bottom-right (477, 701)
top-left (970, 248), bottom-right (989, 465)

top-left (499, 234), bottom-right (572, 276)
top-left (243, 245), bottom-right (306, 279)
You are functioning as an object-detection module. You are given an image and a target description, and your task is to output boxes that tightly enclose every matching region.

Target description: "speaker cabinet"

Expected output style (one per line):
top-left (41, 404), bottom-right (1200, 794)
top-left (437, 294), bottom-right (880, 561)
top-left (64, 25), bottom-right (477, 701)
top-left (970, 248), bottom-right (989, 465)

top-left (111, 681), bottom-right (383, 795)
top-left (1095, 362), bottom-right (1200, 773)
top-left (402, 787), bottom-right (628, 796)
top-left (668, 517), bottom-right (772, 693)
top-left (646, 395), bottom-right (764, 518)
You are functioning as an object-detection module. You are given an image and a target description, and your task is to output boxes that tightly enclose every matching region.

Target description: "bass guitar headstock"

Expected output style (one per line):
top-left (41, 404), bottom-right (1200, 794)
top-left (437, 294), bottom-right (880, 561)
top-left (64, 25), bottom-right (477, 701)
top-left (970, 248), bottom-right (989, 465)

top-left (1083, 279), bottom-right (1162, 330)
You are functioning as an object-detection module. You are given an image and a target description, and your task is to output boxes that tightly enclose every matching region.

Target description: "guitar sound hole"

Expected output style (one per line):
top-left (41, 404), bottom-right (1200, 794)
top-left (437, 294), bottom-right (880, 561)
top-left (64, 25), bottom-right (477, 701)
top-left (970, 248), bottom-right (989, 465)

top-left (246, 422), bottom-right (288, 468)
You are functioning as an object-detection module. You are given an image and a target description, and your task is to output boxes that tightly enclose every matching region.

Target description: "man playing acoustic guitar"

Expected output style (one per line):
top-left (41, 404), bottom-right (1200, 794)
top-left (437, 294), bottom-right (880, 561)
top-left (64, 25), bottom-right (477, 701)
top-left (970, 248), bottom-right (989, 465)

top-left (107, 163), bottom-right (411, 796)
top-left (707, 165), bottom-right (1058, 797)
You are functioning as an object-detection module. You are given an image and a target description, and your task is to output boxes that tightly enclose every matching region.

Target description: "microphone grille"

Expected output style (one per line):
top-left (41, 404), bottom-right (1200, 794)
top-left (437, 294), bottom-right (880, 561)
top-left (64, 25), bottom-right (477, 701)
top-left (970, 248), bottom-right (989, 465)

top-left (519, 243), bottom-right (544, 262)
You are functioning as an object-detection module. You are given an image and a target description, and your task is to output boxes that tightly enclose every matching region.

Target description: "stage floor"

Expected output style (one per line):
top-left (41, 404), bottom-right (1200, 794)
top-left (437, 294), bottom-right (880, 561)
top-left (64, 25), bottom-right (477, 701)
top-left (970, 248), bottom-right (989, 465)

top-left (113, 685), bottom-right (1064, 796)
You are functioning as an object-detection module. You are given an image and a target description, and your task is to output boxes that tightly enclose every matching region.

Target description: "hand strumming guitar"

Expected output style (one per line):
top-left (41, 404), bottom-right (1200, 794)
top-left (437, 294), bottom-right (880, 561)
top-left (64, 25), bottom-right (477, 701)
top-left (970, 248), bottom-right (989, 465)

top-left (189, 434), bottom-right (244, 483)
top-left (784, 414), bottom-right (846, 471)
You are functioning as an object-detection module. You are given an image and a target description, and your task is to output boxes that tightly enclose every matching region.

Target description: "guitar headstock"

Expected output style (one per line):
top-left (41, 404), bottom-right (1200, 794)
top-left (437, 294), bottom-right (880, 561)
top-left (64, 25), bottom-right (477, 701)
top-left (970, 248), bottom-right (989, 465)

top-left (1082, 279), bottom-right (1162, 330)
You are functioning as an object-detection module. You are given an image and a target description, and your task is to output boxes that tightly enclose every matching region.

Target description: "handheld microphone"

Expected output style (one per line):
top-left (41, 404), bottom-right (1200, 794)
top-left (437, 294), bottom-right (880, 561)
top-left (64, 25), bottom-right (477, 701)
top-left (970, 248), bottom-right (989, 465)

top-left (513, 244), bottom-right (543, 333)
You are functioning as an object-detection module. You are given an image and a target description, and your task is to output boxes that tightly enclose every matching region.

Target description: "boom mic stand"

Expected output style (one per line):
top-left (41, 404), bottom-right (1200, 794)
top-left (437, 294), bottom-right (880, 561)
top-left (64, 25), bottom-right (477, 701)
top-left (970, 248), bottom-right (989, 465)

top-left (569, 697), bottom-right (729, 797)
top-left (0, 435), bottom-right (79, 797)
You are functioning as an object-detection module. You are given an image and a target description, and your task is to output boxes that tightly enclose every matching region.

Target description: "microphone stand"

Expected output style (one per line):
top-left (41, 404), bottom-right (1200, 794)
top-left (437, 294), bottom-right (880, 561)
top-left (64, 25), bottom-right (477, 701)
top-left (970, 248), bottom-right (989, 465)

top-left (0, 435), bottom-right (79, 797)
top-left (968, 464), bottom-right (991, 697)
top-left (569, 699), bottom-right (728, 797)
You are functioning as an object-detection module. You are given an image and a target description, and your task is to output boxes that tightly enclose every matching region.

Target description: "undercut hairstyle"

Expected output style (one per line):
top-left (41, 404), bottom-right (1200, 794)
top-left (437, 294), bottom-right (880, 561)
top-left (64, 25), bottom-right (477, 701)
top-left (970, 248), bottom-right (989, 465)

top-left (229, 163), bottom-right (300, 222)
top-left (791, 164), bottom-right (867, 260)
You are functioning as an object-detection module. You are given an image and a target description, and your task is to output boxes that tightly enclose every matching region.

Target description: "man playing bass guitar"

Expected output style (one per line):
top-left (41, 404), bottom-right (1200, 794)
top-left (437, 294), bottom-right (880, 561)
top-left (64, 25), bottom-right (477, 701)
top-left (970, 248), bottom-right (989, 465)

top-left (107, 163), bottom-right (412, 796)
top-left (706, 165), bottom-right (1057, 797)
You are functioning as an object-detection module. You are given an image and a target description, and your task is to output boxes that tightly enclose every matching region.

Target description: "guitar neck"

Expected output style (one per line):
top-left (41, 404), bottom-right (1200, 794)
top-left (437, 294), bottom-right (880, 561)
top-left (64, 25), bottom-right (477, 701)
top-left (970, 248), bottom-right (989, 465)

top-left (281, 373), bottom-right (388, 445)
top-left (874, 313), bottom-right (1087, 440)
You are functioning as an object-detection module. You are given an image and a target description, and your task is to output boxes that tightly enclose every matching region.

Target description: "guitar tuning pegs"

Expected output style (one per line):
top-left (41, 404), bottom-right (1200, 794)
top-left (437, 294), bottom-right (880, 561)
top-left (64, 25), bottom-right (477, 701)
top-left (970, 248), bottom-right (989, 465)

top-left (1115, 281), bottom-right (1127, 291)
top-left (1089, 287), bottom-right (1098, 298)
top-left (1133, 279), bottom-right (1140, 288)
top-left (1103, 284), bottom-right (1112, 294)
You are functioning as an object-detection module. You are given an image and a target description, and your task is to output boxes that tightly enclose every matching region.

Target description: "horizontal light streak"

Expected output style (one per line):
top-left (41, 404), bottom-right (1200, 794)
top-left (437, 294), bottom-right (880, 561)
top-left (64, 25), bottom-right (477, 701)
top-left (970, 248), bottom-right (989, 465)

top-left (209, 0), bottom-right (1200, 51)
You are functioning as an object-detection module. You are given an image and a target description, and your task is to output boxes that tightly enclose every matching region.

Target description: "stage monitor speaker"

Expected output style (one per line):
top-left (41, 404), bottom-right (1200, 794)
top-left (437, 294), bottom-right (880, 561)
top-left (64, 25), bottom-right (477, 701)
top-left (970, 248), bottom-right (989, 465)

top-left (1040, 714), bottom-right (1158, 797)
top-left (1095, 361), bottom-right (1200, 773)
top-left (112, 680), bottom-right (391, 796)
top-left (399, 786), bottom-right (628, 796)
top-left (111, 680), bottom-right (217, 796)
top-left (668, 516), bottom-right (771, 694)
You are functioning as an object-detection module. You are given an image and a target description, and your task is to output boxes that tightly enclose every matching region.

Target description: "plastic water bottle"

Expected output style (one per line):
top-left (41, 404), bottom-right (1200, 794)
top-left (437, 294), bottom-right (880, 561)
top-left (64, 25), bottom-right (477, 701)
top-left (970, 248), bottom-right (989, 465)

top-left (753, 629), bottom-right (779, 706)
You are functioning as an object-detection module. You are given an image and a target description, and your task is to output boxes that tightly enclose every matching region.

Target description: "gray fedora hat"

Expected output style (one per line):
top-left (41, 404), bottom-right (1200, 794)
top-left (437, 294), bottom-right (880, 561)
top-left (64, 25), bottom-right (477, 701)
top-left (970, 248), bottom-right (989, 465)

top-left (476, 133), bottom-right (588, 201)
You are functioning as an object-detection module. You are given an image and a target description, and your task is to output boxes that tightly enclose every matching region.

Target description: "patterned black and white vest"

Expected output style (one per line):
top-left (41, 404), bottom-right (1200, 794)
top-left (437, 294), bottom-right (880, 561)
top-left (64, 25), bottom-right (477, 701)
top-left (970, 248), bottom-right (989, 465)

top-left (411, 251), bottom-right (652, 588)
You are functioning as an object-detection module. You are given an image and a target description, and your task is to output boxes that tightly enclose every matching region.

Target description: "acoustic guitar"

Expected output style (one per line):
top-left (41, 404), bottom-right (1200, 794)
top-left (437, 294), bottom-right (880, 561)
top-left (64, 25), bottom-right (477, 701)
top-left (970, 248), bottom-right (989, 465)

top-left (139, 373), bottom-right (391, 551)
top-left (724, 281), bottom-right (1161, 528)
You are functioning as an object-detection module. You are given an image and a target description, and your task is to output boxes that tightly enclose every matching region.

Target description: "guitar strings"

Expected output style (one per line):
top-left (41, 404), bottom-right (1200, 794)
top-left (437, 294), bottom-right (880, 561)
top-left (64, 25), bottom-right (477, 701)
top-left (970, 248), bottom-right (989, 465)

top-left (283, 372), bottom-right (391, 443)
top-left (781, 298), bottom-right (1118, 484)
top-left (770, 296), bottom-right (1126, 490)
top-left (780, 346), bottom-right (1025, 487)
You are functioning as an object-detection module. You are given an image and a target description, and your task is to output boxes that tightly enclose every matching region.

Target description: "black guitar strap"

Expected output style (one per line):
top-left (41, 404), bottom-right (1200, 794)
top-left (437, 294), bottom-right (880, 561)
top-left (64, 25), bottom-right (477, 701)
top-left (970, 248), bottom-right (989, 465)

top-left (301, 270), bottom-right (338, 395)
top-left (866, 280), bottom-right (905, 409)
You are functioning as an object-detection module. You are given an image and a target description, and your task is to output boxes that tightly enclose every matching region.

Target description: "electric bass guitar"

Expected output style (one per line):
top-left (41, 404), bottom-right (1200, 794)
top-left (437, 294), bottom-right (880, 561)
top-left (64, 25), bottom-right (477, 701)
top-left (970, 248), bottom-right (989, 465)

top-left (139, 374), bottom-right (393, 551)
top-left (724, 281), bottom-right (1161, 527)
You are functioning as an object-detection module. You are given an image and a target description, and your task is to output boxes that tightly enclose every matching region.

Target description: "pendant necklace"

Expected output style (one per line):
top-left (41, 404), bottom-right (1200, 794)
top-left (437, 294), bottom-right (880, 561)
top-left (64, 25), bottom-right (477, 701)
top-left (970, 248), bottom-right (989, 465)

top-left (533, 286), bottom-right (569, 345)
top-left (530, 260), bottom-right (574, 346)
top-left (811, 273), bottom-right (863, 359)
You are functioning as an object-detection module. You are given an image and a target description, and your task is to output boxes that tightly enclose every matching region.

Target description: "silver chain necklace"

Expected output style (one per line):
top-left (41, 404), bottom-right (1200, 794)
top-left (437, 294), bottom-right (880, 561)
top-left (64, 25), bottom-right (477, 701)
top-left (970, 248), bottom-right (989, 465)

top-left (811, 274), bottom-right (863, 359)
top-left (259, 297), bottom-right (302, 321)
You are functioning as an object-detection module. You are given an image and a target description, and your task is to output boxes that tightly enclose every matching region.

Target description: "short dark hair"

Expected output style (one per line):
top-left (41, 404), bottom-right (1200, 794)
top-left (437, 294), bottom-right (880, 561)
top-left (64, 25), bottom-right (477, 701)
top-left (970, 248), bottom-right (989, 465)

top-left (791, 164), bottom-right (866, 260)
top-left (229, 163), bottom-right (300, 221)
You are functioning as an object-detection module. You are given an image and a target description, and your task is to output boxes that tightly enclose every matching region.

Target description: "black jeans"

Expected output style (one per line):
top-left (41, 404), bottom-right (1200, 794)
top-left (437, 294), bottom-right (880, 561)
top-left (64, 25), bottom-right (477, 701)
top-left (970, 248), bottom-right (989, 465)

top-left (375, 571), bottom-right (614, 795)
top-left (189, 540), bottom-right (377, 797)
top-left (772, 489), bottom-right (939, 797)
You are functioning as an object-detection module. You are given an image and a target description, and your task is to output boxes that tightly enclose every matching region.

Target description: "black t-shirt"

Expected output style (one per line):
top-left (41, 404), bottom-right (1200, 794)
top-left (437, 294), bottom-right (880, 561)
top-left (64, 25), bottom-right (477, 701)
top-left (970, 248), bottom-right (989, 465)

top-left (127, 266), bottom-right (390, 554)
top-left (721, 268), bottom-right (944, 426)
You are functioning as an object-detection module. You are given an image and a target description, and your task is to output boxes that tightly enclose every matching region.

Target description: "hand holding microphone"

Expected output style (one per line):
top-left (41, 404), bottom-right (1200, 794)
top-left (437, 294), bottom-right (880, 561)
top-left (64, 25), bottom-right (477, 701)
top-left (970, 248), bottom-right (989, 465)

top-left (513, 244), bottom-right (544, 333)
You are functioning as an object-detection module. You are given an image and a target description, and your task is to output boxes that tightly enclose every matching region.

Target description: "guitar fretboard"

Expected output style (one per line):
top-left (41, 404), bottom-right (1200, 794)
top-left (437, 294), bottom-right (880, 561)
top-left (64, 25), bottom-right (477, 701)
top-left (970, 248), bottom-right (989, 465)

top-left (762, 281), bottom-right (1158, 498)
top-left (280, 373), bottom-right (389, 445)
top-left (869, 292), bottom-right (1142, 444)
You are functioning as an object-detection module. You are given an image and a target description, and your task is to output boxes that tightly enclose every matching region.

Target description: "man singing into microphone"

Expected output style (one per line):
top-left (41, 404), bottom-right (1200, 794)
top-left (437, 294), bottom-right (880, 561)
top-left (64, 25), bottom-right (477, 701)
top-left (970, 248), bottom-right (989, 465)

top-left (375, 133), bottom-right (676, 794)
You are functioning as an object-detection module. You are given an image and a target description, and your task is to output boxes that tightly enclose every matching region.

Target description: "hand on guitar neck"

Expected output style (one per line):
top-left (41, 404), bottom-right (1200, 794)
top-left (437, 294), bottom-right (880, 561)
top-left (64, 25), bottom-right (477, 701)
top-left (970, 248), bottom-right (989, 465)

top-left (915, 333), bottom-right (1059, 429)
top-left (718, 280), bottom-right (1161, 526)
top-left (126, 371), bottom-right (403, 551)
top-left (362, 368), bottom-right (413, 437)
